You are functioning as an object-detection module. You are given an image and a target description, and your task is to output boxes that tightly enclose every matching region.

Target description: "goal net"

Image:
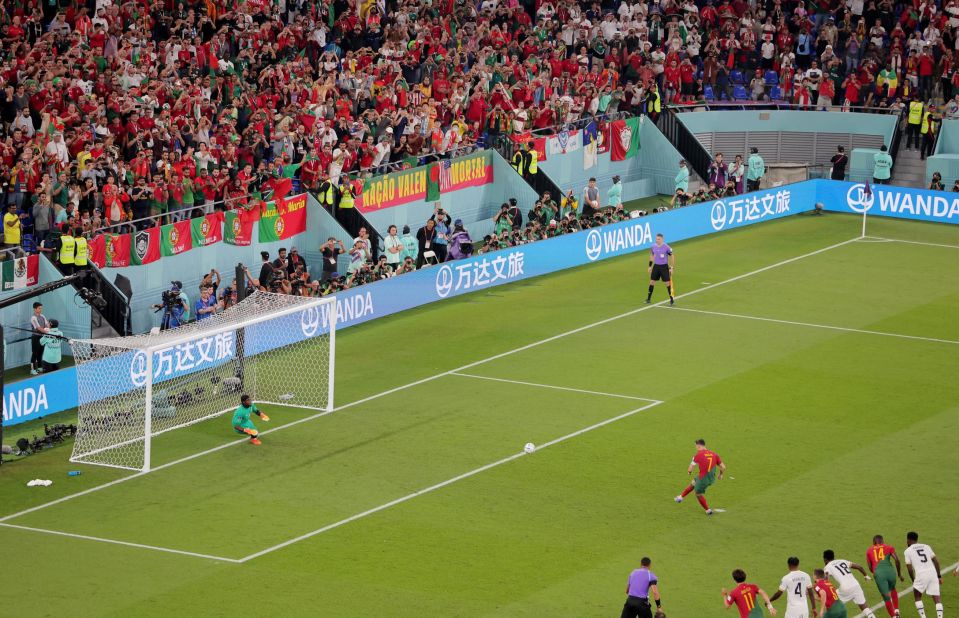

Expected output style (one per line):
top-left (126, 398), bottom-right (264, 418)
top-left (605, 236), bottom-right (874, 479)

top-left (69, 291), bottom-right (336, 472)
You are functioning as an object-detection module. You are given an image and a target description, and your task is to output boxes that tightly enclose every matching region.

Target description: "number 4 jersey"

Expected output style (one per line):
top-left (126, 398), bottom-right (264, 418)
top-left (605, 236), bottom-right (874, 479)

top-left (779, 570), bottom-right (812, 610)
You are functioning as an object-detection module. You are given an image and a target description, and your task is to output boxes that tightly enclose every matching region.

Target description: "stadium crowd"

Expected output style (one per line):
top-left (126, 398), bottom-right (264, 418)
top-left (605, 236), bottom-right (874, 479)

top-left (1, 0), bottom-right (958, 265)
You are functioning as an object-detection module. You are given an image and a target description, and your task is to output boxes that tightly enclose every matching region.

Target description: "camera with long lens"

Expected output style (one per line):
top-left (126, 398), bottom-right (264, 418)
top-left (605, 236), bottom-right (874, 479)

top-left (160, 288), bottom-right (181, 309)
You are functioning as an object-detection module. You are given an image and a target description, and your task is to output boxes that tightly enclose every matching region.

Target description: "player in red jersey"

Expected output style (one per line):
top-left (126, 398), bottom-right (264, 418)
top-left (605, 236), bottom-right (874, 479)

top-left (814, 569), bottom-right (848, 618)
top-left (723, 569), bottom-right (777, 617)
top-left (675, 438), bottom-right (726, 515)
top-left (866, 535), bottom-right (904, 617)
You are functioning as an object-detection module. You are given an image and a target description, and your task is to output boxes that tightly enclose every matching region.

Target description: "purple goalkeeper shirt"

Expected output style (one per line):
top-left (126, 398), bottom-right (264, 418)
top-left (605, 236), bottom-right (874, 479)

top-left (651, 243), bottom-right (672, 265)
top-left (627, 568), bottom-right (658, 598)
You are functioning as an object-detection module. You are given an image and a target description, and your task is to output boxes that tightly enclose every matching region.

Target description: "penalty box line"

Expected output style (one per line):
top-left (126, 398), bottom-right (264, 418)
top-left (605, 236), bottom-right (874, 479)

top-left (657, 306), bottom-right (959, 347)
top-left (0, 236), bottom-right (860, 530)
top-left (656, 306), bottom-right (959, 345)
top-left (235, 399), bottom-right (664, 563)
top-left (852, 560), bottom-right (959, 618)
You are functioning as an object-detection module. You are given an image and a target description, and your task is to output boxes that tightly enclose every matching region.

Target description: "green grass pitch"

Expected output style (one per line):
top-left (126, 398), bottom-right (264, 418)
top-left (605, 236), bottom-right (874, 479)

top-left (1, 212), bottom-right (958, 617)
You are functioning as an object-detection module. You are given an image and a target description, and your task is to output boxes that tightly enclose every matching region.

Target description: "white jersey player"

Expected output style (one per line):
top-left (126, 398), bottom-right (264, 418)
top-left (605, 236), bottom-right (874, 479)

top-left (904, 531), bottom-right (944, 618)
top-left (823, 549), bottom-right (878, 618)
top-left (768, 557), bottom-right (816, 618)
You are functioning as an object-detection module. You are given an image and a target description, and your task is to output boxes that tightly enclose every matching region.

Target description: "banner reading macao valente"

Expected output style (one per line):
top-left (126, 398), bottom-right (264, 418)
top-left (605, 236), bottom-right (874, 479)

top-left (356, 151), bottom-right (494, 213)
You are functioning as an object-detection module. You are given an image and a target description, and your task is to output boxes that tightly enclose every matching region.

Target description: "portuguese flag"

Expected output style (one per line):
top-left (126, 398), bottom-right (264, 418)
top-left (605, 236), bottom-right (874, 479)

top-left (258, 195), bottom-right (307, 242)
top-left (191, 212), bottom-right (223, 247)
top-left (106, 233), bottom-right (131, 267)
top-left (426, 162), bottom-right (441, 202)
top-left (88, 234), bottom-right (106, 268)
top-left (161, 220), bottom-right (192, 256)
top-left (131, 226), bottom-right (161, 265)
top-left (224, 209), bottom-right (256, 246)
top-left (1, 254), bottom-right (39, 290)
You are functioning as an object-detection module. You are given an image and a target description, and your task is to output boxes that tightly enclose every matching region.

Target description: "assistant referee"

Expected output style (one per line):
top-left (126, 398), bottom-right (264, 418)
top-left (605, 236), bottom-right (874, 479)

top-left (645, 233), bottom-right (674, 306)
top-left (622, 557), bottom-right (663, 618)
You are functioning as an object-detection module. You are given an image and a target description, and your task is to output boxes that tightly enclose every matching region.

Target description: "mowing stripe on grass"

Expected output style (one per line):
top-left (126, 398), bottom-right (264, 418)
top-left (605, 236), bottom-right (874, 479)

top-left (0, 522), bottom-right (240, 563)
top-left (449, 372), bottom-right (659, 401)
top-left (235, 400), bottom-right (663, 563)
top-left (863, 236), bottom-right (959, 250)
top-left (852, 560), bottom-right (959, 618)
top-left (0, 236), bottom-right (859, 527)
top-left (658, 306), bottom-right (959, 346)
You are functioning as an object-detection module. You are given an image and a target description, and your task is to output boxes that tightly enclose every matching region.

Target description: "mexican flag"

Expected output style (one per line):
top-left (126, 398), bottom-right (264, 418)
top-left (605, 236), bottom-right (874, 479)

top-left (610, 118), bottom-right (641, 161)
top-left (131, 226), bottom-right (161, 265)
top-left (1, 254), bottom-right (39, 290)
top-left (161, 220), bottom-right (192, 256)
top-left (224, 209), bottom-right (256, 246)
top-left (258, 198), bottom-right (307, 242)
top-left (106, 233), bottom-right (131, 267)
top-left (191, 212), bottom-right (223, 247)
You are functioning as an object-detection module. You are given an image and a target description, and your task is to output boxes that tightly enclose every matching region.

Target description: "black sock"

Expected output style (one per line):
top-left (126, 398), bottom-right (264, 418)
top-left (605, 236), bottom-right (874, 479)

top-left (647, 285), bottom-right (654, 300)
top-left (668, 286), bottom-right (674, 299)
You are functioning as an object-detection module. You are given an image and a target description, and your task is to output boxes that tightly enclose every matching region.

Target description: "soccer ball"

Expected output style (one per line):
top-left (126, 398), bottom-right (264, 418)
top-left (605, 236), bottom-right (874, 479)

top-left (524, 442), bottom-right (536, 454)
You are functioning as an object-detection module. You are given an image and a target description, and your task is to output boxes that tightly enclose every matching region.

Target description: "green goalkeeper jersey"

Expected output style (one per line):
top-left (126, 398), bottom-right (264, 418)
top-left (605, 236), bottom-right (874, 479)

top-left (232, 404), bottom-right (258, 427)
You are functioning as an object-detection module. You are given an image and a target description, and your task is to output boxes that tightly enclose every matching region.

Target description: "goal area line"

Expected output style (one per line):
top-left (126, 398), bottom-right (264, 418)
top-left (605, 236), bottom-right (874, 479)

top-left (2, 380), bottom-right (662, 563)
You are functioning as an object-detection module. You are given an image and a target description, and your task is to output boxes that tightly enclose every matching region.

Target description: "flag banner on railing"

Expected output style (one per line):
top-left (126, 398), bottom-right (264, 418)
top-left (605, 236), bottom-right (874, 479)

top-left (191, 212), bottom-right (224, 247)
top-left (106, 233), bottom-right (131, 267)
top-left (224, 207), bottom-right (260, 246)
top-left (131, 226), bottom-right (161, 265)
top-left (258, 193), bottom-right (307, 242)
top-left (1, 254), bottom-right (39, 290)
top-left (427, 162), bottom-right (441, 201)
top-left (88, 234), bottom-right (105, 268)
top-left (610, 118), bottom-right (642, 161)
top-left (508, 133), bottom-right (549, 162)
top-left (356, 151), bottom-right (493, 212)
top-left (583, 122), bottom-right (599, 170)
top-left (597, 121), bottom-right (611, 154)
top-left (547, 129), bottom-right (581, 155)
top-left (161, 220), bottom-right (193, 256)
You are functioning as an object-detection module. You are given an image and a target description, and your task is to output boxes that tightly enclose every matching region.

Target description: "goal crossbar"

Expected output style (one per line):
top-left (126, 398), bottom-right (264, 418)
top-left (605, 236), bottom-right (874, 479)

top-left (69, 292), bottom-right (337, 472)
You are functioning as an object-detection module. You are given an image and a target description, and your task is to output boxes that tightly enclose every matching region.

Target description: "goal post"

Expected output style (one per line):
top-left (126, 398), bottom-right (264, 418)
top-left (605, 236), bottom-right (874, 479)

top-left (69, 292), bottom-right (337, 472)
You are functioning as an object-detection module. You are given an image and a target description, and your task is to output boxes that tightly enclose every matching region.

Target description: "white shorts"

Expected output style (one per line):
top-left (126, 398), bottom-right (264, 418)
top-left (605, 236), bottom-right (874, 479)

top-left (785, 606), bottom-right (809, 618)
top-left (838, 583), bottom-right (866, 605)
top-left (914, 572), bottom-right (941, 596)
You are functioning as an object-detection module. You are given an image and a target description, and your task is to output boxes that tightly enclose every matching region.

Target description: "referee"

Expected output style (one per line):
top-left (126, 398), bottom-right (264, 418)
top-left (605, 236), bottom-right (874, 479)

top-left (645, 233), bottom-right (675, 306)
top-left (622, 557), bottom-right (663, 618)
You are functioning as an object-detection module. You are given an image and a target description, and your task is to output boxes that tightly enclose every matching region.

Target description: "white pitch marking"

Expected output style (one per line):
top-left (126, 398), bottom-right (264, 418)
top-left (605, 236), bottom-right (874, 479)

top-left (236, 401), bottom-right (663, 563)
top-left (449, 372), bottom-right (659, 402)
top-left (0, 522), bottom-right (240, 563)
top-left (863, 235), bottom-right (959, 250)
top-left (852, 561), bottom-right (959, 618)
top-left (659, 306), bottom-right (959, 346)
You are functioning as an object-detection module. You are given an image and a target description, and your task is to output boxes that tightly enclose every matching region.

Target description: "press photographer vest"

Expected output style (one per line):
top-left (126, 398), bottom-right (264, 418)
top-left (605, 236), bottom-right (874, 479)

top-left (74, 236), bottom-right (88, 266)
top-left (60, 234), bottom-right (76, 265)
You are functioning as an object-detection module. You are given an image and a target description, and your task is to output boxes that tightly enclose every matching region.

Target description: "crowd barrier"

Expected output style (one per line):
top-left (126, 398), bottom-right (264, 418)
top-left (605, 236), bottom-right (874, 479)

top-left (5, 180), bottom-right (957, 427)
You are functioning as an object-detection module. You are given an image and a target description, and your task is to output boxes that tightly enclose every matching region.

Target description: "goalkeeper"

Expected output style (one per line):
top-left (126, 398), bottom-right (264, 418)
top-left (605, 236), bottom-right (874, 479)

top-left (232, 395), bottom-right (270, 445)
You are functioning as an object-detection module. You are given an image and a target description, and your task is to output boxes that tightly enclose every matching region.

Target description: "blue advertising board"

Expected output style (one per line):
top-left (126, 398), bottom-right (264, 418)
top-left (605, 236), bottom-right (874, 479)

top-left (817, 179), bottom-right (959, 224)
top-left (6, 178), bottom-right (923, 427)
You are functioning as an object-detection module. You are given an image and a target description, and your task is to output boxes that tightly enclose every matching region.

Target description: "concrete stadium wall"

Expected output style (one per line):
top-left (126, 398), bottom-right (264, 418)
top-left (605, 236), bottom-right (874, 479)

top-left (539, 118), bottom-right (683, 202)
top-left (0, 257), bottom-right (91, 369)
top-left (101, 195), bottom-right (351, 334)
top-left (361, 152), bottom-right (538, 241)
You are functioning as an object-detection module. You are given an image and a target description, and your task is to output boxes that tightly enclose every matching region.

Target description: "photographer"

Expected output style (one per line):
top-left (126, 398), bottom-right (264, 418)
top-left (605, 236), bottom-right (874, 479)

top-left (153, 281), bottom-right (189, 329)
top-left (321, 237), bottom-right (347, 282)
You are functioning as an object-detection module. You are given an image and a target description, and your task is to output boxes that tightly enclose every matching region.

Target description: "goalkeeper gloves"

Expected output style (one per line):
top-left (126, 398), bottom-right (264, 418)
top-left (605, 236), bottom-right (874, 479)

top-left (257, 412), bottom-right (270, 422)
top-left (242, 427), bottom-right (258, 437)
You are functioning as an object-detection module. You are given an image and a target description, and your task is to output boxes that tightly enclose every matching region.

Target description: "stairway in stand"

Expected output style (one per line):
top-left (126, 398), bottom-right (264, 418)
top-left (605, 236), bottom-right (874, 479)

top-left (890, 144), bottom-right (927, 189)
